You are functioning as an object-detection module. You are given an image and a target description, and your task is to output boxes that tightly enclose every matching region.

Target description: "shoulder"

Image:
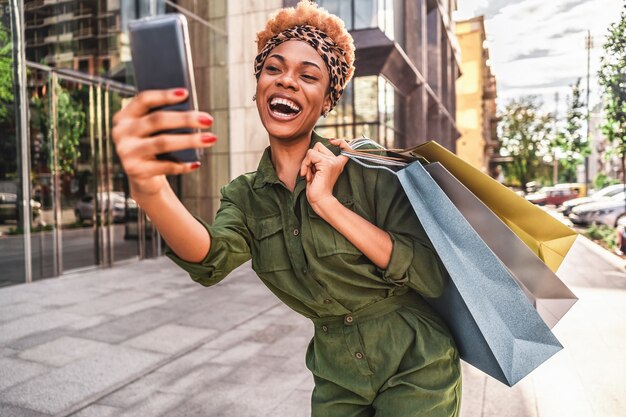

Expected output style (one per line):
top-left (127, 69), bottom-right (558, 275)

top-left (219, 171), bottom-right (257, 201)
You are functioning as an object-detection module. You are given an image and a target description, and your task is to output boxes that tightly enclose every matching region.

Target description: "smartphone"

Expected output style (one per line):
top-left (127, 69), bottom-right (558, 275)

top-left (128, 14), bottom-right (201, 163)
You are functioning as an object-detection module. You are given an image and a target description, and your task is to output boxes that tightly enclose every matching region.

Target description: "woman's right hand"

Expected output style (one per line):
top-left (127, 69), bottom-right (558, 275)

top-left (111, 88), bottom-right (217, 199)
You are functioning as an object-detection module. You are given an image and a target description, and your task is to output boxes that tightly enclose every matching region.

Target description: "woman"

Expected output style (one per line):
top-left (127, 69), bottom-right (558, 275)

top-left (112, 1), bottom-right (461, 415)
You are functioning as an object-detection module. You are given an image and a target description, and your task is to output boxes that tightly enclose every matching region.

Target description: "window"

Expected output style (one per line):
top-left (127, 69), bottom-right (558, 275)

top-left (317, 0), bottom-right (404, 47)
top-left (316, 75), bottom-right (403, 148)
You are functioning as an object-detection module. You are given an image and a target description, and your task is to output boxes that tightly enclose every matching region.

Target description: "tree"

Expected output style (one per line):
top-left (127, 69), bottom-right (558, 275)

top-left (598, 2), bottom-right (626, 189)
top-left (553, 78), bottom-right (590, 183)
top-left (0, 22), bottom-right (13, 123)
top-left (54, 84), bottom-right (85, 175)
top-left (0, 21), bottom-right (17, 180)
top-left (498, 96), bottom-right (554, 188)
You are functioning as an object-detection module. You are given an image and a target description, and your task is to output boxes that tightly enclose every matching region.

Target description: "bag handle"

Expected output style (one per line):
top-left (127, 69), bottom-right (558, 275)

top-left (340, 138), bottom-right (430, 170)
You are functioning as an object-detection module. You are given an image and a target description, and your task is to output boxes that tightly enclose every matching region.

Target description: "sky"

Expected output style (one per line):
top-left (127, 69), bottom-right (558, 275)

top-left (454, 0), bottom-right (624, 115)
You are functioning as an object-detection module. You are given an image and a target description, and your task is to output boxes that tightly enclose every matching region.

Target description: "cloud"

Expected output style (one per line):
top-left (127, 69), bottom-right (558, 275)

top-left (509, 76), bottom-right (582, 90)
top-left (553, 0), bottom-right (590, 15)
top-left (510, 48), bottom-right (553, 61)
top-left (475, 0), bottom-right (518, 19)
top-left (549, 27), bottom-right (584, 39)
top-left (454, 0), bottom-right (622, 111)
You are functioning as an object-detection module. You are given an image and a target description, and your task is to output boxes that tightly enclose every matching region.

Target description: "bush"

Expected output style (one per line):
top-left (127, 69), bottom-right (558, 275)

top-left (594, 173), bottom-right (621, 190)
top-left (584, 224), bottom-right (617, 250)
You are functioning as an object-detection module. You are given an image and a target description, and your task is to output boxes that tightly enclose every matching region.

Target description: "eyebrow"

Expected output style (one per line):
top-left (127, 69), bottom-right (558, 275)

top-left (267, 54), bottom-right (322, 72)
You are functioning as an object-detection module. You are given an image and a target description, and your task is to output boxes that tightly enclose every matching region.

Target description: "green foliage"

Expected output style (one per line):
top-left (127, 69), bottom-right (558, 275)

top-left (584, 224), bottom-right (617, 250)
top-left (55, 85), bottom-right (85, 175)
top-left (31, 82), bottom-right (86, 175)
top-left (598, 3), bottom-right (626, 184)
top-left (497, 96), bottom-right (554, 188)
top-left (553, 79), bottom-right (590, 183)
top-left (594, 172), bottom-right (621, 189)
top-left (0, 22), bottom-right (13, 123)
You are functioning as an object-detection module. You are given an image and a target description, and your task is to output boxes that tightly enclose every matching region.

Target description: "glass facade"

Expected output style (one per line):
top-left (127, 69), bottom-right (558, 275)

top-left (1, 0), bottom-right (225, 286)
top-left (316, 75), bottom-right (404, 149)
top-left (318, 0), bottom-right (404, 47)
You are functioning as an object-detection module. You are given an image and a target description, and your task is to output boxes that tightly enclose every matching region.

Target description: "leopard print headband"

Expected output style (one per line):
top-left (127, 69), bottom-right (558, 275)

top-left (254, 25), bottom-right (352, 113)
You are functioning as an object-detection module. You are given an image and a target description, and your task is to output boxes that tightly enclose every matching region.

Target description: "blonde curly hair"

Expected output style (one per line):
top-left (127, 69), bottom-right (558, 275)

top-left (255, 0), bottom-right (355, 84)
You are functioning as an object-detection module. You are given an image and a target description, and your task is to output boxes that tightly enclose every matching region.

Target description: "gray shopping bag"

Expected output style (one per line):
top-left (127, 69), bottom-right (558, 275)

top-left (343, 140), bottom-right (565, 386)
top-left (425, 163), bottom-right (578, 329)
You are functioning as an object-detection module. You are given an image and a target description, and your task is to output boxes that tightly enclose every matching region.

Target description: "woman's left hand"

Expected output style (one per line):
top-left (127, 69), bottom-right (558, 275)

top-left (300, 138), bottom-right (350, 210)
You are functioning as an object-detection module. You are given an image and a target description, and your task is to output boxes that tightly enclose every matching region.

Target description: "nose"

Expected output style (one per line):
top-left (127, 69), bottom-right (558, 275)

top-left (276, 71), bottom-right (299, 91)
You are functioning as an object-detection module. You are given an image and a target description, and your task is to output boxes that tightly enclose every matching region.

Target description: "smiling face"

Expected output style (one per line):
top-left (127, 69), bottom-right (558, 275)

top-left (255, 40), bottom-right (332, 144)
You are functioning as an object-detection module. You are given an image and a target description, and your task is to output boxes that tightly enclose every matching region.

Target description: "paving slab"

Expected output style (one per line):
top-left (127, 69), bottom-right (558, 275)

top-left (0, 357), bottom-right (50, 392)
top-left (122, 324), bottom-right (217, 354)
top-left (17, 336), bottom-right (111, 367)
top-left (1, 345), bottom-right (164, 415)
top-left (0, 237), bottom-right (624, 417)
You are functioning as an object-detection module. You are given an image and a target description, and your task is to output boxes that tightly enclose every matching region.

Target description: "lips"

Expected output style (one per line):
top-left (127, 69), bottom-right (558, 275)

top-left (267, 93), bottom-right (302, 121)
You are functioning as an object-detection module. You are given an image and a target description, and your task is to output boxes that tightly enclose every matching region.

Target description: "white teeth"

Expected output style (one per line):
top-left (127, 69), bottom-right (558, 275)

top-left (270, 97), bottom-right (301, 112)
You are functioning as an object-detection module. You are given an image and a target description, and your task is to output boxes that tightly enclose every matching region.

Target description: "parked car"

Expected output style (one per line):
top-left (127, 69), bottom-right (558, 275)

top-left (560, 184), bottom-right (625, 216)
top-left (525, 183), bottom-right (586, 206)
top-left (74, 192), bottom-right (132, 224)
top-left (568, 191), bottom-right (626, 226)
top-left (0, 192), bottom-right (42, 223)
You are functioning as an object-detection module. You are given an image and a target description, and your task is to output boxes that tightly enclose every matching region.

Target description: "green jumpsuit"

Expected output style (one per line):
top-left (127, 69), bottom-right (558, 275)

top-left (166, 133), bottom-right (462, 416)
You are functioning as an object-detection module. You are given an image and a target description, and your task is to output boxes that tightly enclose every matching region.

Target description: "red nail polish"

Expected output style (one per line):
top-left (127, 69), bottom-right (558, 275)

top-left (201, 133), bottom-right (217, 144)
top-left (173, 88), bottom-right (187, 97)
top-left (190, 162), bottom-right (201, 170)
top-left (198, 115), bottom-right (213, 126)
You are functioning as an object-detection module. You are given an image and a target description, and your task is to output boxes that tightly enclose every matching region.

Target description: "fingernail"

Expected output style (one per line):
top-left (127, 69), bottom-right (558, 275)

top-left (198, 114), bottom-right (213, 126)
top-left (190, 162), bottom-right (201, 170)
top-left (173, 88), bottom-right (187, 97)
top-left (201, 133), bottom-right (217, 144)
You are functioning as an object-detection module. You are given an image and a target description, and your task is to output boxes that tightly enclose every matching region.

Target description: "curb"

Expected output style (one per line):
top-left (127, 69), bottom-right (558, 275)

top-left (578, 234), bottom-right (626, 272)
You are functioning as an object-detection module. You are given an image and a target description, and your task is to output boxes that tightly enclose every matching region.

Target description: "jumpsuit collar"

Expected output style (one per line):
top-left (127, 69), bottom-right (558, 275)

top-left (252, 131), bottom-right (337, 190)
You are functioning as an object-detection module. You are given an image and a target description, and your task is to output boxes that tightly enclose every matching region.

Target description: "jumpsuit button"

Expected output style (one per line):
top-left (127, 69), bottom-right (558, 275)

top-left (322, 325), bottom-right (328, 332)
top-left (344, 315), bottom-right (354, 325)
top-left (355, 352), bottom-right (364, 359)
top-left (302, 268), bottom-right (307, 274)
top-left (323, 299), bottom-right (333, 304)
top-left (293, 228), bottom-right (300, 236)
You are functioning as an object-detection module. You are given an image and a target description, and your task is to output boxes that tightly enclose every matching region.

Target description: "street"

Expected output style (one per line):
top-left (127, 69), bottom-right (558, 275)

top-left (0, 224), bottom-right (140, 287)
top-left (0, 235), bottom-right (624, 416)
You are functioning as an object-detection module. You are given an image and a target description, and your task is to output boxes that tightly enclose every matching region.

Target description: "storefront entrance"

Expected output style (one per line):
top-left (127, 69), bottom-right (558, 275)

top-left (0, 63), bottom-right (158, 286)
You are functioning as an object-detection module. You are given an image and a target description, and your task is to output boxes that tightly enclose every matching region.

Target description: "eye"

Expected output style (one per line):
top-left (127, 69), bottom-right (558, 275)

top-left (302, 74), bottom-right (318, 81)
top-left (265, 65), bottom-right (279, 72)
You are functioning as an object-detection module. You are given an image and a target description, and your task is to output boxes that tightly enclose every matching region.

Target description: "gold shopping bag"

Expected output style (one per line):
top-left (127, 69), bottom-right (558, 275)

top-left (406, 141), bottom-right (578, 272)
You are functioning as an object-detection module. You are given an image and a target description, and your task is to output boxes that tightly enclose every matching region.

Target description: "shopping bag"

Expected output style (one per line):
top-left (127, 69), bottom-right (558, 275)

top-left (405, 141), bottom-right (578, 272)
top-left (342, 141), bottom-right (564, 386)
top-left (424, 162), bottom-right (578, 329)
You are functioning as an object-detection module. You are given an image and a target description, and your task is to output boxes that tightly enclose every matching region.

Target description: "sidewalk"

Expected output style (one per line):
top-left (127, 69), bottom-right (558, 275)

top-left (0, 237), bottom-right (624, 417)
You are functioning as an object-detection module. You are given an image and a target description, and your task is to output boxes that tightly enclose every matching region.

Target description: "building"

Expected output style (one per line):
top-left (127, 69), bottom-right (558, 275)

top-left (2, 0), bottom-right (462, 286)
top-left (1, 0), bottom-right (227, 286)
top-left (454, 15), bottom-right (498, 174)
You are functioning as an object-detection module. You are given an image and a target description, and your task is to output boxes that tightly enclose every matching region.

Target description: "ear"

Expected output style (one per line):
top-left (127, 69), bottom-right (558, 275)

top-left (322, 93), bottom-right (332, 115)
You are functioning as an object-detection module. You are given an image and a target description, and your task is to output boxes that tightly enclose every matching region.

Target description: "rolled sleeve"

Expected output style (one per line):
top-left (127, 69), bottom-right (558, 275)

top-left (374, 169), bottom-right (449, 298)
top-left (379, 232), bottom-right (414, 286)
top-left (165, 187), bottom-right (251, 287)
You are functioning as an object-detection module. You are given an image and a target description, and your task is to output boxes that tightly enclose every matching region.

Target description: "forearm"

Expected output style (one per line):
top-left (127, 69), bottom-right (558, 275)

top-left (312, 197), bottom-right (392, 269)
top-left (132, 183), bottom-right (210, 263)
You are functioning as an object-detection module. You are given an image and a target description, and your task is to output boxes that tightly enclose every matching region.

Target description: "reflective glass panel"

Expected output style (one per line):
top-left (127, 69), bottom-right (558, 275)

top-left (55, 78), bottom-right (97, 272)
top-left (28, 69), bottom-right (56, 281)
top-left (354, 0), bottom-right (377, 29)
top-left (317, 0), bottom-right (353, 29)
top-left (354, 76), bottom-right (378, 123)
top-left (107, 91), bottom-right (140, 263)
top-left (0, 3), bottom-right (26, 286)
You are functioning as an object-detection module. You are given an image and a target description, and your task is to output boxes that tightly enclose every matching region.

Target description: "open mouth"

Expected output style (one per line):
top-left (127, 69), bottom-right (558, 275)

top-left (268, 96), bottom-right (302, 120)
